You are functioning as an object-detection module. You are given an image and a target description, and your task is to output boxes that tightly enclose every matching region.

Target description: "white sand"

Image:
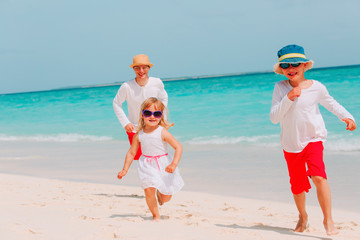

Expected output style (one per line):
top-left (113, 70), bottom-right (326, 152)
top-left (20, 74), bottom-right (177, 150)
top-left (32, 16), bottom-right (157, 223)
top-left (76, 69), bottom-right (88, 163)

top-left (1, 140), bottom-right (359, 239)
top-left (1, 173), bottom-right (359, 240)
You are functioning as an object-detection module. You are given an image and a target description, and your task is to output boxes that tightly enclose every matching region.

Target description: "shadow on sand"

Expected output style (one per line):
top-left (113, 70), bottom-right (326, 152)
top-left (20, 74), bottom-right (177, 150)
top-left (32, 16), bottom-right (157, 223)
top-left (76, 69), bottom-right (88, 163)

top-left (109, 214), bottom-right (169, 221)
top-left (215, 223), bottom-right (332, 240)
top-left (94, 193), bottom-right (145, 199)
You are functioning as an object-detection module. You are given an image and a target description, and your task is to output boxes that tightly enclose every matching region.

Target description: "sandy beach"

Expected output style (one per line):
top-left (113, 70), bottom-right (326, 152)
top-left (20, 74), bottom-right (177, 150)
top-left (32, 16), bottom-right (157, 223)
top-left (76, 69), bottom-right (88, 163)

top-left (1, 140), bottom-right (359, 239)
top-left (1, 173), bottom-right (359, 240)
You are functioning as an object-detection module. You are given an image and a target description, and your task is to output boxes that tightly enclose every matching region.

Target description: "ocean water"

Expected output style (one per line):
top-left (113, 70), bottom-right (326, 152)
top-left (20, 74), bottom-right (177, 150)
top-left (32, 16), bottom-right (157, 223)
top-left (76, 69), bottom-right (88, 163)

top-left (0, 65), bottom-right (359, 152)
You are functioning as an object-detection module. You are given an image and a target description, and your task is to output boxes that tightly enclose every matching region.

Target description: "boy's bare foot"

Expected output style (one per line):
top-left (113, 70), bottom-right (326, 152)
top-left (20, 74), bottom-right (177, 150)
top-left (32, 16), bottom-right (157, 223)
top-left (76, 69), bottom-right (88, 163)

top-left (324, 220), bottom-right (339, 236)
top-left (152, 215), bottom-right (160, 222)
top-left (294, 214), bottom-right (308, 232)
top-left (156, 190), bottom-right (163, 206)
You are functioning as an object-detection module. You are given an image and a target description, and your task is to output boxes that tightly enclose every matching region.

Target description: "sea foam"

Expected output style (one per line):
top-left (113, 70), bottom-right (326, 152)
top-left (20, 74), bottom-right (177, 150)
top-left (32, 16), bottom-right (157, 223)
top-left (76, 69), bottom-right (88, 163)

top-left (185, 134), bottom-right (360, 152)
top-left (186, 135), bottom-right (280, 146)
top-left (0, 133), bottom-right (113, 142)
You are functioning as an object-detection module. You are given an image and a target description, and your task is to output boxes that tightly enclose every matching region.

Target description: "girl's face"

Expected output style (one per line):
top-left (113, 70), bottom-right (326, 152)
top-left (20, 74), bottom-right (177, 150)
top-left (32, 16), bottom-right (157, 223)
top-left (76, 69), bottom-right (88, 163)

top-left (142, 104), bottom-right (162, 128)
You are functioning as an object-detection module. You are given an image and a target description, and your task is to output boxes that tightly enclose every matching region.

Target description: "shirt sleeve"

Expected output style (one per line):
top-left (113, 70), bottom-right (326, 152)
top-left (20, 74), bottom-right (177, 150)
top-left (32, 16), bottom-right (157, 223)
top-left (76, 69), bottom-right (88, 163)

top-left (270, 83), bottom-right (294, 124)
top-left (158, 80), bottom-right (168, 107)
top-left (318, 83), bottom-right (355, 122)
top-left (113, 84), bottom-right (131, 128)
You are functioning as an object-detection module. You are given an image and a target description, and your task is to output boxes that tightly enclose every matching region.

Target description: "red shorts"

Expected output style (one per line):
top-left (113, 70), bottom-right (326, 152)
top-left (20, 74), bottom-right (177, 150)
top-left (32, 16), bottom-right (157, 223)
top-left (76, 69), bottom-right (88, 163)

top-left (283, 141), bottom-right (327, 195)
top-left (126, 132), bottom-right (142, 160)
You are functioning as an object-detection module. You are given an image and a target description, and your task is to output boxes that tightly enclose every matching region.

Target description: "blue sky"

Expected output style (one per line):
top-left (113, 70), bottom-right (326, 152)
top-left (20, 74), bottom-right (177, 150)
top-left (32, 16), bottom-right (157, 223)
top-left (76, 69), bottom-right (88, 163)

top-left (1, 0), bottom-right (360, 94)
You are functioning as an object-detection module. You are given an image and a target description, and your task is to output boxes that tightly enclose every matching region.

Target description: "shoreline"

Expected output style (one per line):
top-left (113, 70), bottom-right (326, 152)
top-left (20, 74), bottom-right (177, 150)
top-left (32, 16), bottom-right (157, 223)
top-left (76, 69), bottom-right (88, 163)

top-left (1, 173), bottom-right (359, 240)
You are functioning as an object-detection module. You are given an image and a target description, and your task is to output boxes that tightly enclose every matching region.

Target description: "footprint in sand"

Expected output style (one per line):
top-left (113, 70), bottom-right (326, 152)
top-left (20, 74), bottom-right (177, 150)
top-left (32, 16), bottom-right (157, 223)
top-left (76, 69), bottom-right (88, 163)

top-left (33, 202), bottom-right (46, 207)
top-left (336, 225), bottom-right (354, 231)
top-left (266, 213), bottom-right (274, 217)
top-left (337, 221), bottom-right (358, 229)
top-left (222, 206), bottom-right (238, 212)
top-left (11, 223), bottom-right (40, 236)
top-left (81, 215), bottom-right (100, 220)
top-left (185, 221), bottom-right (199, 226)
top-left (28, 229), bottom-right (38, 234)
top-left (350, 221), bottom-right (358, 226)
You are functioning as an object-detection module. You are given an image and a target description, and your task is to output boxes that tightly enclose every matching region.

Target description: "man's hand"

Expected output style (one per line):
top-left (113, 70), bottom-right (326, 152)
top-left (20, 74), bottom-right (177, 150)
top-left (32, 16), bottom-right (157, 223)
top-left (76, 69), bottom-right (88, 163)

top-left (124, 123), bottom-right (135, 132)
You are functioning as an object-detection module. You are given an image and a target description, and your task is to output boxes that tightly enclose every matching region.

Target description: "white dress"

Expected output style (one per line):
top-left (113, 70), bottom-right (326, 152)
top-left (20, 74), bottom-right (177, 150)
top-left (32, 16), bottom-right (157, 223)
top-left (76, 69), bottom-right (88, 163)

top-left (137, 126), bottom-right (184, 195)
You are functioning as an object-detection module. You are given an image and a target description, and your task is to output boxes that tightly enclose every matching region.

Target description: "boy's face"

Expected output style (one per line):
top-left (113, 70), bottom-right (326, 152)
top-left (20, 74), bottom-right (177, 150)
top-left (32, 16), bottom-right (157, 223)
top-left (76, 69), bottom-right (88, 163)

top-left (282, 63), bottom-right (308, 81)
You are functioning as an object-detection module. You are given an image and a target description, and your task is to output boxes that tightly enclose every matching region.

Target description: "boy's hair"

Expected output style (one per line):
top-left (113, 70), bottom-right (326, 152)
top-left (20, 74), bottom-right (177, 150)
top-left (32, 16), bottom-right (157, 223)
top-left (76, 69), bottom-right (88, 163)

top-left (136, 97), bottom-right (173, 132)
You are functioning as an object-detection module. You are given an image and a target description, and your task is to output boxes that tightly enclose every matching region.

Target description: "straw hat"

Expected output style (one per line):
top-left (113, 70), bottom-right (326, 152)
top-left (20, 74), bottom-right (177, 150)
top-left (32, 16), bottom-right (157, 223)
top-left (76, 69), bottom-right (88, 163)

top-left (129, 54), bottom-right (153, 68)
top-left (273, 44), bottom-right (314, 75)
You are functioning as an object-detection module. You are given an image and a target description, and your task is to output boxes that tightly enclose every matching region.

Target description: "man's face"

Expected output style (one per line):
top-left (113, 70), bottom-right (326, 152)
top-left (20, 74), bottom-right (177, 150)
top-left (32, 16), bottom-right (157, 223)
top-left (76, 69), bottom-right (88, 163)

top-left (133, 65), bottom-right (150, 80)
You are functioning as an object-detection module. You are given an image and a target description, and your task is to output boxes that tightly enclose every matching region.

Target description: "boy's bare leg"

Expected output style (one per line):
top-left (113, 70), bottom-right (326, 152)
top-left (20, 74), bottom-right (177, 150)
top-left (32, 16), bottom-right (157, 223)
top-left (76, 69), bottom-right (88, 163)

top-left (144, 188), bottom-right (160, 220)
top-left (311, 176), bottom-right (339, 235)
top-left (293, 191), bottom-right (309, 232)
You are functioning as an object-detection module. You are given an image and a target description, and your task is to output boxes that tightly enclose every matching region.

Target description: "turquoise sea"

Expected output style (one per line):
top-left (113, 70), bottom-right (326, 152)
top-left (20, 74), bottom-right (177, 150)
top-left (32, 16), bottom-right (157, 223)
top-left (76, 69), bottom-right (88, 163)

top-left (1, 65), bottom-right (360, 212)
top-left (1, 65), bottom-right (359, 152)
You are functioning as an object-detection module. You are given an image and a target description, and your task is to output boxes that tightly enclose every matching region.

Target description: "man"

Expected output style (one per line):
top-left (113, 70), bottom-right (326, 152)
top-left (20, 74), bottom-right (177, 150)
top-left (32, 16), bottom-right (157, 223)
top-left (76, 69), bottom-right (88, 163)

top-left (113, 54), bottom-right (168, 159)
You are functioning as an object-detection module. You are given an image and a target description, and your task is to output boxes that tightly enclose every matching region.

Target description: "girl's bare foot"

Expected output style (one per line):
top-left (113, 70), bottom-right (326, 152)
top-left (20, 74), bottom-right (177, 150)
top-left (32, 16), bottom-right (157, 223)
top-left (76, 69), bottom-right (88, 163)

top-left (324, 220), bottom-right (339, 236)
top-left (294, 214), bottom-right (308, 232)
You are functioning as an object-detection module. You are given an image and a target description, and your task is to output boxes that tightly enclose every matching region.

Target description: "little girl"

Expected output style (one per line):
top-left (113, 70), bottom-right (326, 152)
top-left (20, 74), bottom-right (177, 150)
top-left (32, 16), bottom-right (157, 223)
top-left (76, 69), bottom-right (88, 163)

top-left (117, 97), bottom-right (184, 220)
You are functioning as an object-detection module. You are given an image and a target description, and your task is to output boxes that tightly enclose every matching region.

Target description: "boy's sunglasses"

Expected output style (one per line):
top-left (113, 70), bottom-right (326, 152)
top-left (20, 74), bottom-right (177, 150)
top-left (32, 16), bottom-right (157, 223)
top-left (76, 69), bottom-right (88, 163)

top-left (142, 110), bottom-right (163, 118)
top-left (279, 63), bottom-right (301, 69)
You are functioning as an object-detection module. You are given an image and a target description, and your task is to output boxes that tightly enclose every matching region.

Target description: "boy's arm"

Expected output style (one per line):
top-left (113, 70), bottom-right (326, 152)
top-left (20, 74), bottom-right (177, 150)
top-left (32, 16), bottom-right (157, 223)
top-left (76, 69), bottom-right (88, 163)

top-left (318, 84), bottom-right (356, 130)
top-left (270, 83), bottom-right (295, 124)
top-left (117, 134), bottom-right (140, 179)
top-left (162, 129), bottom-right (182, 173)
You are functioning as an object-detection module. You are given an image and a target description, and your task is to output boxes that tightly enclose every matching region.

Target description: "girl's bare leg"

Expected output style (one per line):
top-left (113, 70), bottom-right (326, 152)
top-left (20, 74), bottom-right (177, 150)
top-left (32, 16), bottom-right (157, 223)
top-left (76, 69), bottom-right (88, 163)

top-left (156, 190), bottom-right (172, 206)
top-left (293, 191), bottom-right (309, 232)
top-left (311, 176), bottom-right (339, 236)
top-left (144, 188), bottom-right (160, 220)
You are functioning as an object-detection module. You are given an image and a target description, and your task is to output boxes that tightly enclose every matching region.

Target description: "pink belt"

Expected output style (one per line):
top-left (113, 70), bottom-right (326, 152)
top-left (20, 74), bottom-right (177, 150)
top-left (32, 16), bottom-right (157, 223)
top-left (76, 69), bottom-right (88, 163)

top-left (143, 153), bottom-right (168, 171)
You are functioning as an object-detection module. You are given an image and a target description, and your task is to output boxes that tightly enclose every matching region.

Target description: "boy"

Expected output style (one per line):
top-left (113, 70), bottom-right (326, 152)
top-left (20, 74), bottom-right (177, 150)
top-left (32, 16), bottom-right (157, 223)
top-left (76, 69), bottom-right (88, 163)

top-left (270, 44), bottom-right (356, 235)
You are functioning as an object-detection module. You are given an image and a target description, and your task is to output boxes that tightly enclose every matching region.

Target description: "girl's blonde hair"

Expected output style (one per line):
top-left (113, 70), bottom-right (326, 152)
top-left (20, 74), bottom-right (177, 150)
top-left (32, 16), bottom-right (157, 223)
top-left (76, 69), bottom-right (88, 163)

top-left (136, 97), bottom-right (173, 132)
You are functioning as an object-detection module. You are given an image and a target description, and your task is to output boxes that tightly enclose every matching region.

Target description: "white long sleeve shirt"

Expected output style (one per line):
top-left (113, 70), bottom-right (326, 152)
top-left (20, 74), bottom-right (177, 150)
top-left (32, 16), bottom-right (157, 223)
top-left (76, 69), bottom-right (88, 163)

top-left (270, 80), bottom-right (355, 153)
top-left (113, 77), bottom-right (168, 129)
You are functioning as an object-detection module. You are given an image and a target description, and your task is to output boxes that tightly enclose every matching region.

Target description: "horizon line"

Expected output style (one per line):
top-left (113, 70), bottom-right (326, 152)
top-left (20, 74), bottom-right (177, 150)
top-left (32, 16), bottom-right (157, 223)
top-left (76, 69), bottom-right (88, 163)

top-left (2, 64), bottom-right (359, 96)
